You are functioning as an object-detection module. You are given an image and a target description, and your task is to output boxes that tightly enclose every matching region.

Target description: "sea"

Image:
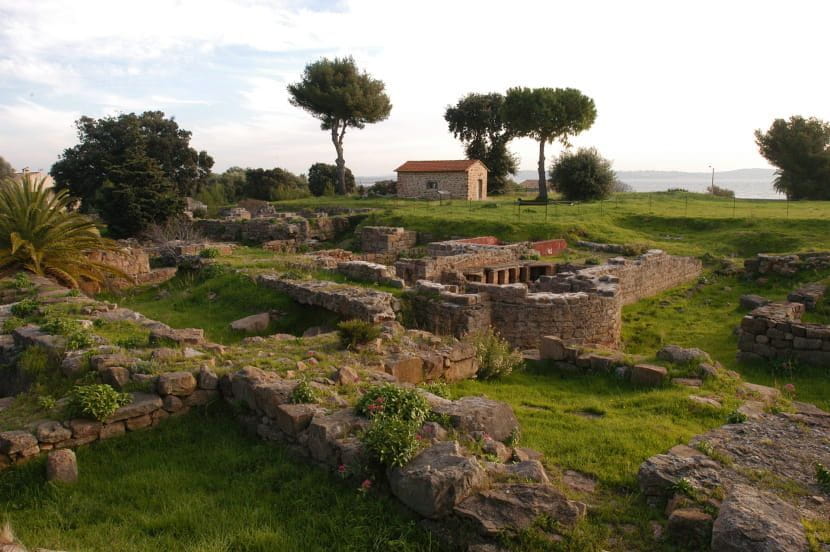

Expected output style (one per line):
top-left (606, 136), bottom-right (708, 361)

top-left (357, 168), bottom-right (782, 200)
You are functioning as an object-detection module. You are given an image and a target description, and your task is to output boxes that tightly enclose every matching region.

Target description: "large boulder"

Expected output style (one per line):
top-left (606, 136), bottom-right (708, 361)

top-left (230, 312), bottom-right (271, 333)
top-left (253, 380), bottom-right (298, 418)
top-left (387, 441), bottom-right (486, 519)
top-left (630, 364), bottom-right (668, 387)
top-left (230, 366), bottom-right (281, 411)
top-left (657, 345), bottom-right (711, 364)
top-left (638, 449), bottom-right (723, 507)
top-left (274, 404), bottom-right (322, 437)
top-left (106, 393), bottom-right (163, 422)
top-left (46, 449), bottom-right (78, 484)
top-left (0, 431), bottom-right (38, 455)
top-left (455, 483), bottom-right (586, 536)
top-left (711, 484), bottom-right (808, 551)
top-left (35, 421), bottom-right (71, 444)
top-left (431, 397), bottom-right (519, 442)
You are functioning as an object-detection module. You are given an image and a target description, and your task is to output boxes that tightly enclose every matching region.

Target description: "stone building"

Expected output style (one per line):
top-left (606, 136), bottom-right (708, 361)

top-left (395, 160), bottom-right (488, 200)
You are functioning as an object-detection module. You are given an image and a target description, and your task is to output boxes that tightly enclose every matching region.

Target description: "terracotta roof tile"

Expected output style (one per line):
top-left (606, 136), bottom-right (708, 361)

top-left (394, 160), bottom-right (484, 173)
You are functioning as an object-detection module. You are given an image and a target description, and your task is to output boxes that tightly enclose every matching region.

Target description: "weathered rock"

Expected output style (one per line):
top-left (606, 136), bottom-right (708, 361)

top-left (230, 312), bottom-right (271, 333)
top-left (100, 422), bottom-right (126, 440)
top-left (384, 355), bottom-right (424, 384)
top-left (638, 450), bottom-right (722, 506)
top-left (182, 347), bottom-right (203, 359)
top-left (66, 419), bottom-right (101, 439)
top-left (183, 389), bottom-right (219, 407)
top-left (689, 395), bottom-right (723, 409)
top-left (711, 484), bottom-right (808, 551)
top-left (197, 366), bottom-right (218, 390)
top-left (156, 371), bottom-right (197, 396)
top-left (419, 421), bottom-right (449, 441)
top-left (431, 396), bottom-right (519, 442)
top-left (106, 393), bottom-right (162, 422)
top-left (126, 414), bottom-right (152, 431)
top-left (162, 395), bottom-right (184, 413)
top-left (333, 366), bottom-right (359, 385)
top-left (666, 508), bottom-right (712, 546)
top-left (274, 404), bottom-right (321, 437)
top-left (562, 470), bottom-right (596, 493)
top-left (487, 460), bottom-right (550, 485)
top-left (539, 335), bottom-right (568, 361)
top-left (150, 347), bottom-right (180, 362)
top-left (307, 408), bottom-right (368, 466)
top-left (35, 421), bottom-right (71, 444)
top-left (253, 380), bottom-right (298, 417)
top-left (230, 366), bottom-right (280, 410)
top-left (512, 447), bottom-right (544, 463)
top-left (630, 364), bottom-right (668, 387)
top-left (481, 439), bottom-right (512, 463)
top-left (101, 366), bottom-right (130, 390)
top-left (60, 350), bottom-right (90, 377)
top-left (387, 441), bottom-right (486, 519)
top-left (672, 377), bottom-right (702, 387)
top-left (46, 449), bottom-right (78, 483)
top-left (150, 327), bottom-right (204, 346)
top-left (740, 294), bottom-right (770, 311)
top-left (0, 431), bottom-right (38, 455)
top-left (455, 483), bottom-right (586, 536)
top-left (657, 345), bottom-right (711, 364)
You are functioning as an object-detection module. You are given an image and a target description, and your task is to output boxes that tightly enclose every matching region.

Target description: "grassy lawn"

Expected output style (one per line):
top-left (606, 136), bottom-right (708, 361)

top-left (0, 406), bottom-right (437, 552)
top-left (277, 192), bottom-right (830, 257)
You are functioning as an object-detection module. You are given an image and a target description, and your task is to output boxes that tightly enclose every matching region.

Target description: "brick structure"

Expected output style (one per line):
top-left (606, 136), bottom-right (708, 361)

top-left (395, 160), bottom-right (488, 200)
top-left (738, 301), bottom-right (830, 365)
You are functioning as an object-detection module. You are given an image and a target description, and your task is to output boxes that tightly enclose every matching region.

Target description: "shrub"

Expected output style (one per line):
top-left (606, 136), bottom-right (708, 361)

top-left (726, 410), bottom-right (748, 424)
top-left (12, 273), bottom-right (32, 290)
top-left (37, 395), bottom-right (57, 411)
top-left (472, 328), bottom-right (523, 380)
top-left (11, 298), bottom-right (38, 317)
top-left (291, 379), bottom-right (317, 404)
top-left (40, 316), bottom-right (93, 350)
top-left (707, 184), bottom-right (735, 198)
top-left (549, 147), bottom-right (616, 201)
top-left (816, 463), bottom-right (830, 491)
top-left (355, 384), bottom-right (430, 424)
top-left (337, 319), bottom-right (382, 349)
top-left (18, 346), bottom-right (53, 380)
top-left (361, 415), bottom-right (421, 468)
top-left (2, 316), bottom-right (24, 333)
top-left (67, 384), bottom-right (132, 421)
top-left (199, 247), bottom-right (220, 259)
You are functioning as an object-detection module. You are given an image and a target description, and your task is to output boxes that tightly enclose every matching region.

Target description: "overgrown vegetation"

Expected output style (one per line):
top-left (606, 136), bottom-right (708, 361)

top-left (337, 319), bottom-right (382, 349)
top-left (357, 384), bottom-right (430, 468)
top-left (66, 384), bottom-right (132, 421)
top-left (472, 327), bottom-right (523, 380)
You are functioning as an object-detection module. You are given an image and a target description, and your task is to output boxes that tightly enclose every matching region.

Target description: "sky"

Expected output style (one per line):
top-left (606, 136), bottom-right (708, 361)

top-left (1, 0), bottom-right (828, 177)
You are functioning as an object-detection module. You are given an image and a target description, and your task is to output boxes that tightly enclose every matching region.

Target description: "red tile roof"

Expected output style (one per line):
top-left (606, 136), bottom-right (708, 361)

top-left (394, 160), bottom-right (484, 173)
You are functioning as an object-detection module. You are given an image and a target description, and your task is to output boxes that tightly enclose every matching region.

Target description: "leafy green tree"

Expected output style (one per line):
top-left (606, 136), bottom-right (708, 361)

top-left (0, 155), bottom-right (13, 180)
top-left (445, 93), bottom-right (517, 194)
top-left (198, 166), bottom-right (247, 206)
top-left (755, 116), bottom-right (830, 199)
top-left (0, 174), bottom-right (124, 288)
top-left (98, 152), bottom-right (184, 237)
top-left (243, 168), bottom-right (309, 201)
top-left (549, 147), bottom-right (615, 201)
top-left (503, 87), bottom-right (596, 200)
top-left (307, 162), bottom-right (355, 196)
top-left (51, 111), bottom-right (214, 210)
top-left (288, 57), bottom-right (392, 194)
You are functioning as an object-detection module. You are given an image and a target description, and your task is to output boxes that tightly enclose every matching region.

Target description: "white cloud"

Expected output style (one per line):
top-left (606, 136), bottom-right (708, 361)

top-left (1, 0), bottom-right (829, 174)
top-left (0, 99), bottom-right (79, 170)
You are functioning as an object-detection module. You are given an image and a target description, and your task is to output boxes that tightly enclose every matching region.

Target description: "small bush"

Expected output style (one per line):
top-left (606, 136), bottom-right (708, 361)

top-left (40, 316), bottom-right (93, 350)
top-left (67, 384), bottom-right (131, 421)
top-left (19, 346), bottom-right (53, 380)
top-left (12, 273), bottom-right (33, 290)
top-left (549, 147), bottom-right (616, 201)
top-left (337, 319), bottom-right (382, 350)
top-left (707, 184), bottom-right (735, 198)
top-left (355, 384), bottom-right (430, 424)
top-left (472, 328), bottom-right (523, 380)
top-left (37, 395), bottom-right (57, 411)
top-left (361, 415), bottom-right (421, 468)
top-left (726, 410), bottom-right (748, 424)
top-left (115, 335), bottom-right (148, 348)
top-left (199, 247), bottom-right (220, 258)
top-left (2, 316), bottom-right (24, 333)
top-left (11, 298), bottom-right (38, 317)
top-left (291, 380), bottom-right (317, 404)
top-left (816, 463), bottom-right (830, 492)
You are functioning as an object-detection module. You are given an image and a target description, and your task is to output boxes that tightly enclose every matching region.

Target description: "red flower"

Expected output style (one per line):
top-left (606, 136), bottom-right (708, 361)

top-left (361, 479), bottom-right (372, 490)
top-left (338, 464), bottom-right (346, 474)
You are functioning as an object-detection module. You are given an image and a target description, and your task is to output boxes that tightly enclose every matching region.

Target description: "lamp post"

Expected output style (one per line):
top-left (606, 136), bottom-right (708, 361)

top-left (708, 165), bottom-right (715, 192)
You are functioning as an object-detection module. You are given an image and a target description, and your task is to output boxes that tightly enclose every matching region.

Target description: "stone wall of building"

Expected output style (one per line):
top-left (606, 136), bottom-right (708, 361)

top-left (397, 170), bottom-right (486, 200)
top-left (738, 301), bottom-right (830, 365)
top-left (744, 252), bottom-right (830, 277)
top-left (396, 243), bottom-right (527, 285)
top-left (360, 226), bottom-right (418, 254)
top-left (257, 275), bottom-right (398, 322)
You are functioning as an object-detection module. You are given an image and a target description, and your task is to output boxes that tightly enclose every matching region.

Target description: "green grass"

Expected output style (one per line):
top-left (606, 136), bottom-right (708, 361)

top-left (0, 406), bottom-right (438, 552)
top-left (103, 269), bottom-right (340, 344)
top-left (276, 192), bottom-right (830, 257)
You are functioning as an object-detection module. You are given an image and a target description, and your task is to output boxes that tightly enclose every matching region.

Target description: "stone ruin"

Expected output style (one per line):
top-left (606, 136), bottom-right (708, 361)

top-left (744, 251), bottom-right (830, 277)
top-left (86, 245), bottom-right (177, 291)
top-left (405, 246), bottom-right (702, 349)
top-left (360, 226), bottom-right (417, 254)
top-left (738, 283), bottom-right (830, 366)
top-left (195, 208), bottom-right (368, 245)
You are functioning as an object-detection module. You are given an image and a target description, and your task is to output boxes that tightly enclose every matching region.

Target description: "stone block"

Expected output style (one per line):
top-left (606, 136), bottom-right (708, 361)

top-left (631, 364), bottom-right (667, 387)
top-left (156, 371), bottom-right (197, 396)
top-left (46, 449), bottom-right (78, 484)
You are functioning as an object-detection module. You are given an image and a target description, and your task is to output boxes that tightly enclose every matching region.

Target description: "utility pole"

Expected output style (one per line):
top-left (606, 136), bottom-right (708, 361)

top-left (708, 165), bottom-right (715, 192)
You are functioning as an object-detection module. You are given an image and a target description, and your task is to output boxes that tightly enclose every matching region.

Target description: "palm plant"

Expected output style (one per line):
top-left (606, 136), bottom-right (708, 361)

top-left (0, 175), bottom-right (124, 288)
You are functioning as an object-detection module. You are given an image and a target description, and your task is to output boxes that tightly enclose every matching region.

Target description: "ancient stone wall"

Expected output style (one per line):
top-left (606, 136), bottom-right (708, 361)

top-left (738, 301), bottom-right (830, 365)
top-left (745, 252), bottom-right (830, 277)
top-left (396, 243), bottom-right (527, 285)
top-left (195, 214), bottom-right (360, 244)
top-left (257, 275), bottom-right (398, 322)
top-left (360, 226), bottom-right (417, 254)
top-left (535, 250), bottom-right (702, 306)
top-left (336, 260), bottom-right (405, 288)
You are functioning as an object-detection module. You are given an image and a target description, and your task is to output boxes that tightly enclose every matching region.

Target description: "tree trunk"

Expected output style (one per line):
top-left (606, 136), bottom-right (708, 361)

top-left (331, 124), bottom-right (346, 195)
top-left (537, 139), bottom-right (548, 200)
